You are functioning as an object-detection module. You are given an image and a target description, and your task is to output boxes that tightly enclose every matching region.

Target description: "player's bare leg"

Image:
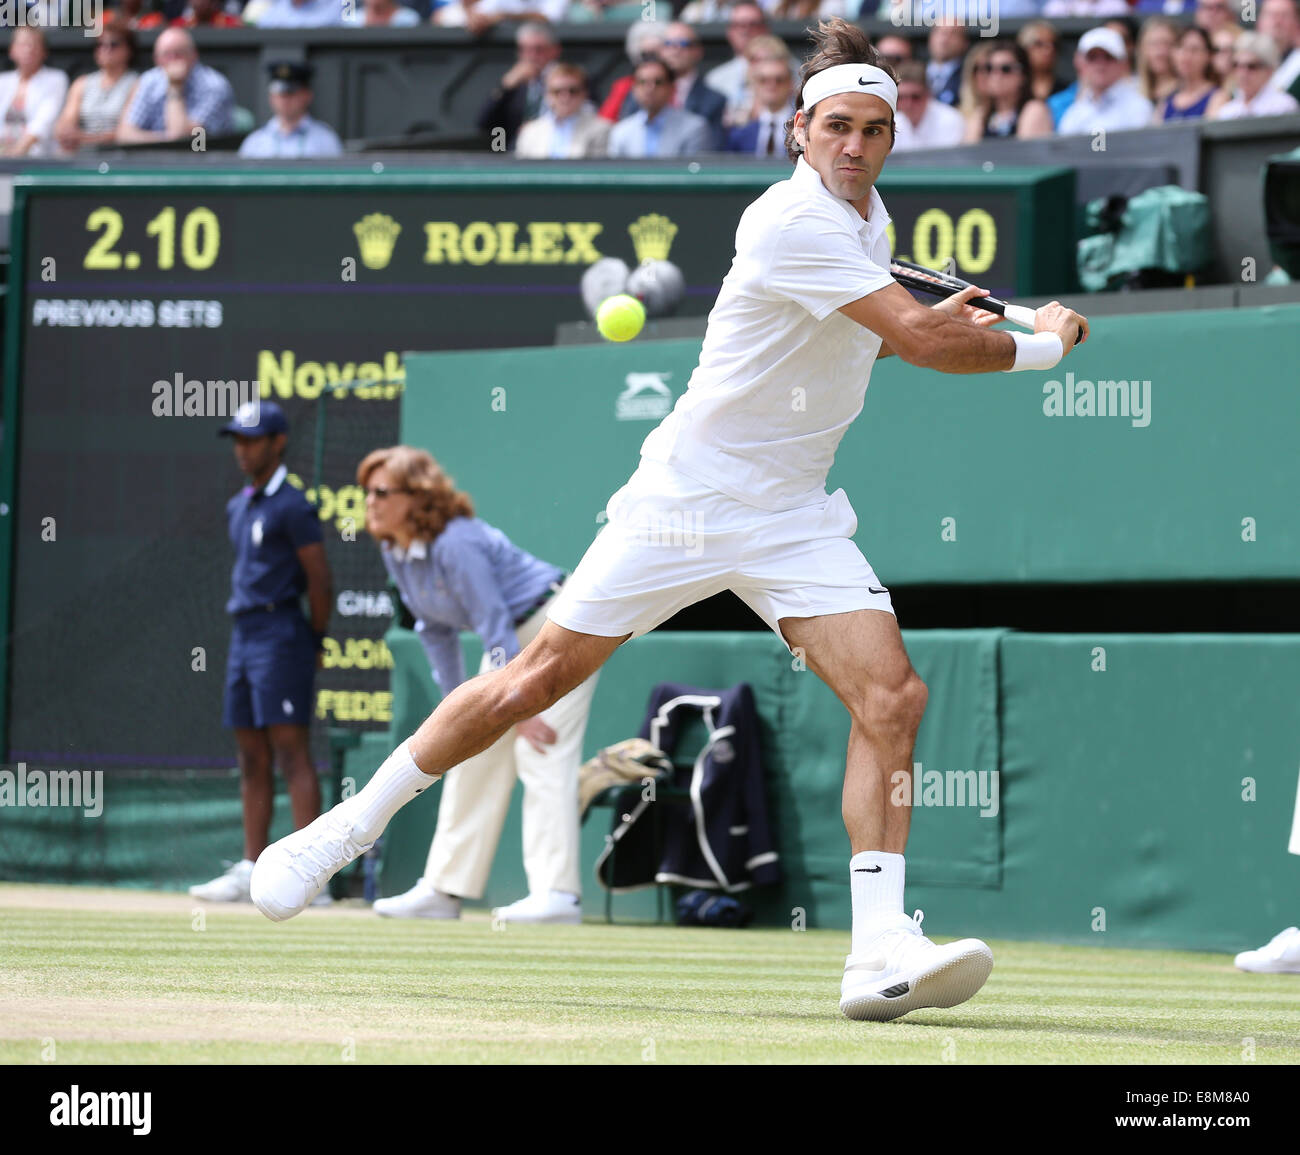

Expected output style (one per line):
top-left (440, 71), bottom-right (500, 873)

top-left (779, 608), bottom-right (993, 1021)
top-left (250, 622), bottom-right (629, 920)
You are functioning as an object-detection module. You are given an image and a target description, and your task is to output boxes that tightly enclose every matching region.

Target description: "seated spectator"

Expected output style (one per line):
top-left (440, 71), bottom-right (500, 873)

top-left (705, 3), bottom-right (770, 117)
top-left (347, 0), bottom-right (420, 23)
top-left (874, 34), bottom-right (913, 73)
top-left (239, 61), bottom-right (342, 157)
top-left (721, 33), bottom-right (802, 129)
top-left (957, 39), bottom-right (994, 122)
top-left (109, 0), bottom-right (156, 28)
top-left (1154, 26), bottom-right (1229, 121)
top-left (477, 19), bottom-right (559, 150)
top-left (599, 20), bottom-right (661, 124)
top-left (165, 0), bottom-right (244, 27)
top-left (460, 0), bottom-right (568, 36)
top-left (1215, 31), bottom-right (1300, 117)
top-left (1259, 0), bottom-right (1300, 99)
top-left (516, 63), bottom-right (609, 157)
top-left (893, 59), bottom-right (964, 150)
top-left (54, 20), bottom-right (139, 153)
top-left (676, 0), bottom-right (730, 17)
top-left (1058, 27), bottom-right (1154, 135)
top-left (723, 55), bottom-right (793, 156)
top-left (254, 0), bottom-right (349, 27)
top-left (1194, 0), bottom-right (1240, 37)
top-left (769, 0), bottom-right (850, 18)
top-left (963, 42), bottom-right (1053, 141)
top-left (618, 22), bottom-right (725, 148)
top-left (566, 0), bottom-right (643, 18)
top-left (926, 20), bottom-right (968, 108)
top-left (118, 28), bottom-right (234, 142)
top-left (1018, 21), bottom-right (1068, 101)
top-left (608, 56), bottom-right (712, 157)
top-left (0, 28), bottom-right (68, 157)
top-left (1043, 0), bottom-right (1129, 15)
top-left (1211, 22), bottom-right (1243, 86)
top-left (1136, 15), bottom-right (1180, 104)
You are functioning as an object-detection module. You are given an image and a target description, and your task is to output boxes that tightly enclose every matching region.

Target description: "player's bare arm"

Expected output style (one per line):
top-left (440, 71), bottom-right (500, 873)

top-left (839, 283), bottom-right (1086, 373)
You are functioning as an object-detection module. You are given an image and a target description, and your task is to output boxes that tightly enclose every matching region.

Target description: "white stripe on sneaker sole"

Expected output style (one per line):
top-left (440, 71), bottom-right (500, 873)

top-left (840, 941), bottom-right (994, 1022)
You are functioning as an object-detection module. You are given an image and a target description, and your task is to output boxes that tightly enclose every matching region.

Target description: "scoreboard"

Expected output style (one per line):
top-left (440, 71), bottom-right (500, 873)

top-left (0, 165), bottom-right (1074, 771)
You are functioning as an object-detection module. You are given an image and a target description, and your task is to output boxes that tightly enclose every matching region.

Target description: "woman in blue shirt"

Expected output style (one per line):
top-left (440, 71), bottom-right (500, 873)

top-left (358, 445), bottom-right (598, 924)
top-left (1155, 26), bottom-right (1230, 122)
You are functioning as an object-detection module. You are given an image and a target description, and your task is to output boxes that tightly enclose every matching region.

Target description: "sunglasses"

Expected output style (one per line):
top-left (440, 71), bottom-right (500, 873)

top-left (548, 84), bottom-right (583, 95)
top-left (636, 76), bottom-right (671, 86)
top-left (729, 18), bottom-right (764, 27)
top-left (365, 486), bottom-right (411, 499)
top-left (662, 38), bottom-right (697, 48)
top-left (880, 53), bottom-right (905, 66)
top-left (1234, 59), bottom-right (1265, 69)
top-left (977, 62), bottom-right (1021, 74)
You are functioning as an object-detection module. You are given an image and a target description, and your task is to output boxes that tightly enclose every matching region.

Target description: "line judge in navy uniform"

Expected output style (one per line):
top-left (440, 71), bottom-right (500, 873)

top-left (237, 61), bottom-right (342, 159)
top-left (190, 400), bottom-right (334, 904)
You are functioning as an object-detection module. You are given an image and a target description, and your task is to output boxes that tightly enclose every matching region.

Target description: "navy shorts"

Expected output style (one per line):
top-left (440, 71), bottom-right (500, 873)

top-left (223, 608), bottom-right (316, 730)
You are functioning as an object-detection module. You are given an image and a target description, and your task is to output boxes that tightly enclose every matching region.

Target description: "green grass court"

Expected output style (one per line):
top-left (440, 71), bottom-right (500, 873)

top-left (2, 884), bottom-right (1297, 1065)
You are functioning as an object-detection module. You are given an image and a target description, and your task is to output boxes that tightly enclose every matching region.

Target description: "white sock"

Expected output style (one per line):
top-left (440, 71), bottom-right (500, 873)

top-left (849, 850), bottom-right (906, 956)
top-left (347, 741), bottom-right (435, 844)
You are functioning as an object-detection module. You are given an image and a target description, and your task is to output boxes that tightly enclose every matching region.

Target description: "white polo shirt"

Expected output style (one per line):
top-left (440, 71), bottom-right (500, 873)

top-left (639, 155), bottom-right (895, 512)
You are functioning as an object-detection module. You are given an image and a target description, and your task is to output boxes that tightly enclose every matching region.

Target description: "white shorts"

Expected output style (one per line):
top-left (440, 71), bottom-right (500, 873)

top-left (545, 457), bottom-right (894, 646)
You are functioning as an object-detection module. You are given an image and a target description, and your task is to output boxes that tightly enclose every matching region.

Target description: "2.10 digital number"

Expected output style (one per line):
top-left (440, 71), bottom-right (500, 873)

top-left (84, 206), bottom-right (221, 271)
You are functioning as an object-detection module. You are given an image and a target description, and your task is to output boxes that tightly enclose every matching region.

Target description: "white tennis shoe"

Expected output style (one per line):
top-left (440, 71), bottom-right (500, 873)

top-left (373, 880), bottom-right (461, 919)
top-left (250, 804), bottom-right (373, 922)
top-left (1234, 926), bottom-right (1300, 973)
top-left (492, 890), bottom-right (582, 924)
top-left (188, 858), bottom-right (254, 902)
top-left (840, 910), bottom-right (994, 1022)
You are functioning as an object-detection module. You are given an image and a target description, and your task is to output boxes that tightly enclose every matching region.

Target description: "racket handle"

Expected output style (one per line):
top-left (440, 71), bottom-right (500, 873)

top-left (1003, 302), bottom-right (1084, 345)
top-left (1003, 303), bottom-right (1037, 329)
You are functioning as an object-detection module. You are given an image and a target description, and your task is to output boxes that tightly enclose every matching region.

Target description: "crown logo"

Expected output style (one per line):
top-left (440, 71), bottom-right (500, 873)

top-left (353, 213), bottom-right (402, 270)
top-left (628, 214), bottom-right (678, 264)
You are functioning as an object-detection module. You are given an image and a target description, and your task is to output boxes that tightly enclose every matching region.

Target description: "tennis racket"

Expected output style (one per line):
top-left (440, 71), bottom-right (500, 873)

top-left (890, 257), bottom-right (1083, 345)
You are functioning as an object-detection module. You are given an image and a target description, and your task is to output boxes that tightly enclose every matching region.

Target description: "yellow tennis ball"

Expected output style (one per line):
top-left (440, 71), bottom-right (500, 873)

top-left (596, 294), bottom-right (646, 343)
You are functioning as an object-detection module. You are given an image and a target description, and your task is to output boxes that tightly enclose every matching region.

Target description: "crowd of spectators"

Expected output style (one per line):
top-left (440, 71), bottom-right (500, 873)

top-left (0, 0), bottom-right (1296, 157)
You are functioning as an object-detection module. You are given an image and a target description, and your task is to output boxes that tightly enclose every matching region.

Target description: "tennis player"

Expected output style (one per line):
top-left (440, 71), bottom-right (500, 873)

top-left (252, 18), bottom-right (1087, 1022)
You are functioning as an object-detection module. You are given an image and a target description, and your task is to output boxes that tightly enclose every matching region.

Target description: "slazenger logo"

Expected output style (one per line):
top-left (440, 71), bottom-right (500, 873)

top-left (616, 372), bottom-right (673, 421)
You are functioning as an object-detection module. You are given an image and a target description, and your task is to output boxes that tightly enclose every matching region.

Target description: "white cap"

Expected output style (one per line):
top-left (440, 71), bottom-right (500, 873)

top-left (1077, 27), bottom-right (1127, 61)
top-left (800, 63), bottom-right (898, 117)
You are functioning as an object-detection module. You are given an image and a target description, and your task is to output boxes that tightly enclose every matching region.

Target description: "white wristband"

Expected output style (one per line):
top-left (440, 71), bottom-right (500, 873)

top-left (1004, 331), bottom-right (1064, 372)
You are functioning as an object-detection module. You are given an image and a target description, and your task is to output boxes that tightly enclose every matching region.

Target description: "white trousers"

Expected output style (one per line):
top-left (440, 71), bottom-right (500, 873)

top-left (422, 595), bottom-right (598, 900)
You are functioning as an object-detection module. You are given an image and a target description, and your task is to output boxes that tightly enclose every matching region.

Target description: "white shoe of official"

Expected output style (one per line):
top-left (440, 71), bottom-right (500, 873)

top-left (373, 880), bottom-right (461, 919)
top-left (492, 890), bottom-right (582, 925)
top-left (840, 910), bottom-right (994, 1022)
top-left (1234, 926), bottom-right (1300, 973)
top-left (250, 803), bottom-right (374, 922)
top-left (188, 858), bottom-right (254, 902)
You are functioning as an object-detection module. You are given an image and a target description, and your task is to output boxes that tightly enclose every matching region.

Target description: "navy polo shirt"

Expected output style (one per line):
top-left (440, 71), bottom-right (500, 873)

top-left (226, 464), bottom-right (323, 615)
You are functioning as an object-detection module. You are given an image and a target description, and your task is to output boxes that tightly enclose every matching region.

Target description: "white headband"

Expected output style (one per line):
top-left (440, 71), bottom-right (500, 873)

top-left (800, 63), bottom-right (898, 117)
